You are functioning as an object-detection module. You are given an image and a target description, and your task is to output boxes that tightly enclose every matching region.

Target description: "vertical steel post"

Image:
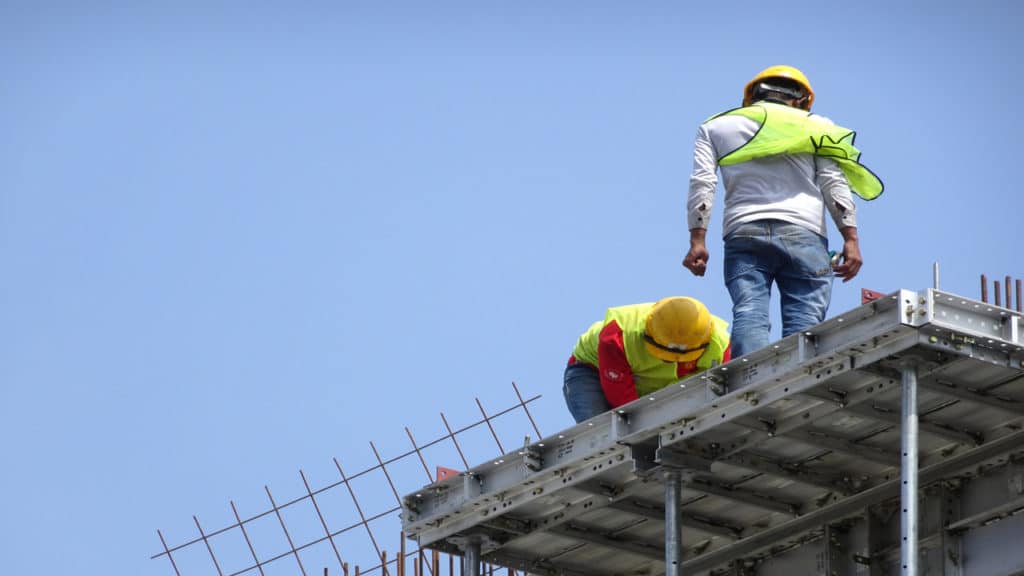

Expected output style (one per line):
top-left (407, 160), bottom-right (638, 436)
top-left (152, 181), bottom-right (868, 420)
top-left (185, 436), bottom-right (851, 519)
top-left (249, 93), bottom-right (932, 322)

top-left (465, 540), bottom-right (481, 576)
top-left (665, 469), bottom-right (683, 576)
top-left (901, 364), bottom-right (919, 576)
top-left (933, 262), bottom-right (939, 290)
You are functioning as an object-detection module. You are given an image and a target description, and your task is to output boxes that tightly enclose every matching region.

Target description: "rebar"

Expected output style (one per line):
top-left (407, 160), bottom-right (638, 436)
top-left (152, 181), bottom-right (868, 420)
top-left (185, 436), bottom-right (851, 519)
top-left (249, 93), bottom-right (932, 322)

top-left (153, 384), bottom-right (544, 576)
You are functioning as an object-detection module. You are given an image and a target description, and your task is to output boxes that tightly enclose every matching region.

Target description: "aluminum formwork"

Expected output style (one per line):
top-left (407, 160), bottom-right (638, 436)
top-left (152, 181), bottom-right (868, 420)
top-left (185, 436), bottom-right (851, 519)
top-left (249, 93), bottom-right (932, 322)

top-left (401, 289), bottom-right (1024, 576)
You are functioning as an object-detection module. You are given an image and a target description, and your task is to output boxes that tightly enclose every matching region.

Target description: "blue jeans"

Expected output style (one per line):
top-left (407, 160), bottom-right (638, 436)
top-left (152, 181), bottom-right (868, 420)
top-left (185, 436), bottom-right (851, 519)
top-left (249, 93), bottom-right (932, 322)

top-left (724, 220), bottom-right (832, 358)
top-left (563, 363), bottom-right (610, 423)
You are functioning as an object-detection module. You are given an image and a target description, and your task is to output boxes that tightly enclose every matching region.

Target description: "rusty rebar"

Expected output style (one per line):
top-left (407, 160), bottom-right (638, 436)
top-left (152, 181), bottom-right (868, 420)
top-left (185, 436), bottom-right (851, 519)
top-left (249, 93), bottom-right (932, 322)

top-left (230, 500), bottom-right (265, 576)
top-left (370, 441), bottom-right (403, 506)
top-left (333, 457), bottom-right (384, 561)
top-left (266, 485), bottom-right (308, 576)
top-left (440, 411), bottom-right (471, 470)
top-left (405, 427), bottom-right (435, 483)
top-left (512, 381), bottom-right (542, 440)
top-left (301, 469), bottom-right (347, 570)
top-left (476, 397), bottom-right (506, 454)
top-left (153, 384), bottom-right (545, 575)
top-left (995, 282), bottom-right (1002, 307)
top-left (982, 274), bottom-right (989, 302)
top-left (1007, 276), bottom-right (1013, 310)
top-left (399, 532), bottom-right (405, 576)
top-left (1017, 279), bottom-right (1022, 313)
top-left (156, 529), bottom-right (182, 576)
top-left (193, 515), bottom-right (225, 576)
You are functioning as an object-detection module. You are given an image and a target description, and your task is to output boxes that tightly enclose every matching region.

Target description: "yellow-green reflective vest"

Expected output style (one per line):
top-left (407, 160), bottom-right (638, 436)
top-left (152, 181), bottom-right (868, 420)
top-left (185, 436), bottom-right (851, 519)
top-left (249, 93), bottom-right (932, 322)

top-left (710, 102), bottom-right (884, 201)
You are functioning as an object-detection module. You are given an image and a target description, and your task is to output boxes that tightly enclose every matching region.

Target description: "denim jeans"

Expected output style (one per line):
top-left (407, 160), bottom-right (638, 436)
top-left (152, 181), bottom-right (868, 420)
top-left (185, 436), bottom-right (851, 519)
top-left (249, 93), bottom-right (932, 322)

top-left (724, 219), bottom-right (832, 358)
top-left (563, 363), bottom-right (610, 423)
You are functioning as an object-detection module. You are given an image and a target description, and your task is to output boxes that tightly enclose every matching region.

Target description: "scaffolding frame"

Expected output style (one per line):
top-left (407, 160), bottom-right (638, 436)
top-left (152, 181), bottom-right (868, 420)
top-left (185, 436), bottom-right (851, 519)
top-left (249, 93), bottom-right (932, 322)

top-left (402, 289), bottom-right (1024, 575)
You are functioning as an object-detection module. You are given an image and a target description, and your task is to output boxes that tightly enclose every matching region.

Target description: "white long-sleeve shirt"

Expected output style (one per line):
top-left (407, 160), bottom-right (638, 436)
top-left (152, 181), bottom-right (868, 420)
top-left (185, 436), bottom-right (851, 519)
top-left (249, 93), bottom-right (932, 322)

top-left (687, 105), bottom-right (857, 238)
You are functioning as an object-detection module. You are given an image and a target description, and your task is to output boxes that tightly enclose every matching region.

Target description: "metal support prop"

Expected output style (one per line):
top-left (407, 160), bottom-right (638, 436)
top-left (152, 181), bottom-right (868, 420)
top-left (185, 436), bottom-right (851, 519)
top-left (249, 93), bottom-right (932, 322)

top-left (901, 364), bottom-right (919, 575)
top-left (665, 469), bottom-right (683, 576)
top-left (464, 538), bottom-right (481, 576)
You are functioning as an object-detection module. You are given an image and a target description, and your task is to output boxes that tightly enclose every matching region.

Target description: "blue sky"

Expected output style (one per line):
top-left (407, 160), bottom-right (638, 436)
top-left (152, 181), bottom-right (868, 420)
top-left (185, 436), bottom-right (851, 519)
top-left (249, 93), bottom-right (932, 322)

top-left (2, 2), bottom-right (1021, 574)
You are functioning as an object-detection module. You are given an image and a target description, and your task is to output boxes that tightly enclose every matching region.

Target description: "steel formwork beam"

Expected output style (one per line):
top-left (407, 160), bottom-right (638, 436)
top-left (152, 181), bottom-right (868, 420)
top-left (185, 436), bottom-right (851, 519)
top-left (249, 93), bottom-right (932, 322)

top-left (606, 499), bottom-right (742, 540)
top-left (679, 427), bottom-right (1024, 573)
top-left (403, 289), bottom-right (1024, 557)
top-left (835, 400), bottom-right (983, 446)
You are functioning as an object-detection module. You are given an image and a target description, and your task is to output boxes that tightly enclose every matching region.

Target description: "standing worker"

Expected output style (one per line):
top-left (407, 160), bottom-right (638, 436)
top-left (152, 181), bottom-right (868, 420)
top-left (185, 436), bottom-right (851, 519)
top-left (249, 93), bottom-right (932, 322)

top-left (563, 297), bottom-right (731, 423)
top-left (682, 65), bottom-right (882, 358)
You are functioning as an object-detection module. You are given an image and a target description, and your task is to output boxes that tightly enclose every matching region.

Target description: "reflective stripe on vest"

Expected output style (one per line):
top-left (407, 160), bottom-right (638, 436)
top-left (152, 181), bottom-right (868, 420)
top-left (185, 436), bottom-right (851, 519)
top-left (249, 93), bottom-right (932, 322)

top-left (710, 102), bottom-right (884, 201)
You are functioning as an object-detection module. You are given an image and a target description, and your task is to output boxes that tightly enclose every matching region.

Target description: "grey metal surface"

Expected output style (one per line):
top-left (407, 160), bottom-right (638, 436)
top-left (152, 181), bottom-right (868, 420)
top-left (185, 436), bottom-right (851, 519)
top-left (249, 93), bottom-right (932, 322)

top-left (901, 363), bottom-right (919, 576)
top-left (401, 289), bottom-right (1024, 575)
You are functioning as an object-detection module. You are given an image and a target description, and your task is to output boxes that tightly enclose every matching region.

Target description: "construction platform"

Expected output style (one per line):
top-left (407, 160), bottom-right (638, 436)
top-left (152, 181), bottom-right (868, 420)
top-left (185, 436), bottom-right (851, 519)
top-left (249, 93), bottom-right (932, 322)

top-left (401, 288), bottom-right (1024, 576)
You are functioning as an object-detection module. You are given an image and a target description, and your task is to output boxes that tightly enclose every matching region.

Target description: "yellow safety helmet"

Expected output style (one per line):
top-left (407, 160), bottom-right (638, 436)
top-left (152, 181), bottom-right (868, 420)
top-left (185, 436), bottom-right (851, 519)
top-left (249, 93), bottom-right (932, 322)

top-left (743, 65), bottom-right (815, 110)
top-left (643, 297), bottom-right (713, 363)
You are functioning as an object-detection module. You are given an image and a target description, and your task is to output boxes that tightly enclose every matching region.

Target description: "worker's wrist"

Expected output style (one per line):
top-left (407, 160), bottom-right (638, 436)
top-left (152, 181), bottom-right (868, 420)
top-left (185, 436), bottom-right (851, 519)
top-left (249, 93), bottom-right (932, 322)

top-left (689, 228), bottom-right (707, 243)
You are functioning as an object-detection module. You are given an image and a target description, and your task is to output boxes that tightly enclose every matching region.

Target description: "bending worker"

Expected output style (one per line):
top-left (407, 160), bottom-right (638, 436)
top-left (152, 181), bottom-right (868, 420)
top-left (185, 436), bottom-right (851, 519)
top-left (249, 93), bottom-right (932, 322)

top-left (683, 65), bottom-right (882, 358)
top-left (563, 297), bottom-right (731, 423)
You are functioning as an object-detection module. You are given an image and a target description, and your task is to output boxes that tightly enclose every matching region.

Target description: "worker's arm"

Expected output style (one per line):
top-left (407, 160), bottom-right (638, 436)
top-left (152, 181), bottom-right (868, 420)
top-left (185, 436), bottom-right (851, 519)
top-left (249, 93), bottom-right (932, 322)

top-left (595, 321), bottom-right (638, 408)
top-left (684, 124), bottom-right (717, 277)
top-left (683, 228), bottom-right (709, 276)
top-left (834, 226), bottom-right (862, 281)
top-left (816, 157), bottom-right (861, 282)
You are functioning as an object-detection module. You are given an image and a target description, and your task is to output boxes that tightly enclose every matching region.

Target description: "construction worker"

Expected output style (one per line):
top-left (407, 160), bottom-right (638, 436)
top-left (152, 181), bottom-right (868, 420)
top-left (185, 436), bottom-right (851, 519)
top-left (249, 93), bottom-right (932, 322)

top-left (682, 65), bottom-right (882, 358)
top-left (563, 297), bottom-right (731, 423)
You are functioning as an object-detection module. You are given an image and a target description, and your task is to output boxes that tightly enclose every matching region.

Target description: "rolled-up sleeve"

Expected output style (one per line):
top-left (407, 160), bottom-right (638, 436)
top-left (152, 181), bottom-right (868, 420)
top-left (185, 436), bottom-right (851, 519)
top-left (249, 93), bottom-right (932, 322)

top-left (688, 124), bottom-right (718, 230)
top-left (815, 156), bottom-right (857, 229)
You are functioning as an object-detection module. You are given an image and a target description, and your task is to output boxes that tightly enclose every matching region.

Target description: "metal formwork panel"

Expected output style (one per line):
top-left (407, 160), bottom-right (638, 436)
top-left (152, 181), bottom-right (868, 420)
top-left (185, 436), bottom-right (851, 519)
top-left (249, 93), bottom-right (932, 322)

top-left (401, 289), bottom-right (1024, 575)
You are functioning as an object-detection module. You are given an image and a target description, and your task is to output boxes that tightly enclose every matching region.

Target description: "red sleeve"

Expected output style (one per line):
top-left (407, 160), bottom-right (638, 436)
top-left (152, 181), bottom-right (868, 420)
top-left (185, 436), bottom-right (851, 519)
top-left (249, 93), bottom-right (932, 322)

top-left (721, 343), bottom-right (732, 364)
top-left (597, 320), bottom-right (638, 408)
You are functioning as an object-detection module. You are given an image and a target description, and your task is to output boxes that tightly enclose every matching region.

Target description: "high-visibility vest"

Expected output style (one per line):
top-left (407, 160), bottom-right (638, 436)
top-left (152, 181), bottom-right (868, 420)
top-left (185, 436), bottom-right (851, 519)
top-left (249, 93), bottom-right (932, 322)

top-left (572, 303), bottom-right (730, 403)
top-left (710, 102), bottom-right (884, 201)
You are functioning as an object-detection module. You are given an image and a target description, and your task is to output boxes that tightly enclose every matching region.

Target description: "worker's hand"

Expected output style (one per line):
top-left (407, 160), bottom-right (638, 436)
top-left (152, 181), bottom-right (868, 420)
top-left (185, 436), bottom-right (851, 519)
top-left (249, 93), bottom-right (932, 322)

top-left (833, 238), bottom-right (862, 282)
top-left (683, 243), bottom-right (709, 276)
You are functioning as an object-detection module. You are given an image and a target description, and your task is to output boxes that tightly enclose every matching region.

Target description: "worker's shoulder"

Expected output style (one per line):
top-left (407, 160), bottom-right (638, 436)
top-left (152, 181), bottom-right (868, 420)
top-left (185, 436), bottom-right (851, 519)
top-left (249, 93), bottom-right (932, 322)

top-left (807, 111), bottom-right (837, 126)
top-left (699, 111), bottom-right (758, 134)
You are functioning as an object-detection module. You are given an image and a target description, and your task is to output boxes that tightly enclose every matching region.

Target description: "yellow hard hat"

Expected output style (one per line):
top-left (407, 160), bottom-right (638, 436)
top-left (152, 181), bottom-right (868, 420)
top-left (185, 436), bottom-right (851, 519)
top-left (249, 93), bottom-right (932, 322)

top-left (743, 65), bottom-right (815, 110)
top-left (644, 297), bottom-right (713, 363)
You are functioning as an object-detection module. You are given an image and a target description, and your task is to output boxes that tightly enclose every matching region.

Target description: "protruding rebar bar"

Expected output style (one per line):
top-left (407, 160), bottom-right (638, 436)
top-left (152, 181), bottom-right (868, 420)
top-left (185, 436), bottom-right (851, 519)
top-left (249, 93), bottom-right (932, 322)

top-left (476, 398), bottom-right (505, 454)
top-left (440, 411), bottom-right (471, 470)
top-left (512, 381), bottom-right (543, 440)
top-left (194, 515), bottom-right (225, 576)
top-left (231, 500), bottom-right (266, 576)
top-left (153, 384), bottom-right (544, 576)
top-left (156, 529), bottom-right (182, 576)
top-left (266, 485), bottom-right (308, 576)
top-left (334, 458), bottom-right (384, 562)
top-left (982, 274), bottom-right (989, 302)
top-left (302, 469), bottom-right (347, 570)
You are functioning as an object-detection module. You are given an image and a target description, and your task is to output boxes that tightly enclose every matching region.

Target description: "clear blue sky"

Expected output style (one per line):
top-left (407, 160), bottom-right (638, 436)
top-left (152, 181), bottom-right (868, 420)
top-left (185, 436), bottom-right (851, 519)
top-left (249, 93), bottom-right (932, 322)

top-left (2, 2), bottom-right (1021, 574)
